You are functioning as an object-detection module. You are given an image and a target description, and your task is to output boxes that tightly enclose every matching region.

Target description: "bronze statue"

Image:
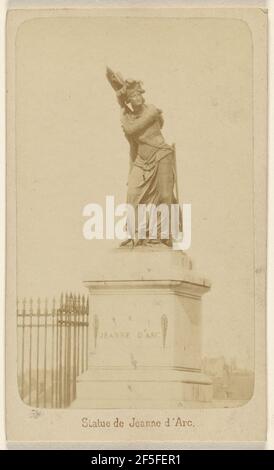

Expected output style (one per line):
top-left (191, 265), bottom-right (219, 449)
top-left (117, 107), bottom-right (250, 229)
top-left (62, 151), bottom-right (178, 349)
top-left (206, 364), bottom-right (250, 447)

top-left (106, 67), bottom-right (180, 247)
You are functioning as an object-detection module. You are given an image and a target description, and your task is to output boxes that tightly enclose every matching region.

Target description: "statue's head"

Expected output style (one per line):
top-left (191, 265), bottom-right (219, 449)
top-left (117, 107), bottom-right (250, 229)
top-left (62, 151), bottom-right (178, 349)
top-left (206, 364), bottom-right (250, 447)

top-left (124, 80), bottom-right (145, 109)
top-left (106, 68), bottom-right (145, 110)
top-left (116, 79), bottom-right (145, 110)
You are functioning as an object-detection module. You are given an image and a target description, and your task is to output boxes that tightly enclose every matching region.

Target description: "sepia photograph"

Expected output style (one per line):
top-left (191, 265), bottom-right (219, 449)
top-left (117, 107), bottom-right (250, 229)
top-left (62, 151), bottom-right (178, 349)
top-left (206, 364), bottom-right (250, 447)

top-left (5, 6), bottom-right (267, 444)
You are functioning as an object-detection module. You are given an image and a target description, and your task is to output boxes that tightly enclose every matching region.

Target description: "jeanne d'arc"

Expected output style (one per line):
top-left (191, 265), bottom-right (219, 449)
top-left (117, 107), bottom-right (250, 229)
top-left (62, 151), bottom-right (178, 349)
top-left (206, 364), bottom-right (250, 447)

top-left (106, 67), bottom-right (181, 247)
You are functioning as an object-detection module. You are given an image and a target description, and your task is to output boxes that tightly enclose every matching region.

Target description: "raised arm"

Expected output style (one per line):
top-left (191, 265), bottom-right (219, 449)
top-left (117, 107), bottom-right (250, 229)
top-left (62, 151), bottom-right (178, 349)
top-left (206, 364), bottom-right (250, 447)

top-left (121, 105), bottom-right (160, 136)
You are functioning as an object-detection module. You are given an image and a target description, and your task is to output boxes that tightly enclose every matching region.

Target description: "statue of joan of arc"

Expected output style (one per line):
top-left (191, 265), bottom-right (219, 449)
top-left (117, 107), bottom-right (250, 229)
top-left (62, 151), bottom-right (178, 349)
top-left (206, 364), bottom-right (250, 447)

top-left (106, 67), bottom-right (181, 247)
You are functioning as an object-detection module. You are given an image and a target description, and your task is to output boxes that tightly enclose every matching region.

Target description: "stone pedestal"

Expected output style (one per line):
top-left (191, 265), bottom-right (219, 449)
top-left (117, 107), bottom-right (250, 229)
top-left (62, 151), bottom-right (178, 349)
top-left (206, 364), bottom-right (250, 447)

top-left (74, 248), bottom-right (212, 408)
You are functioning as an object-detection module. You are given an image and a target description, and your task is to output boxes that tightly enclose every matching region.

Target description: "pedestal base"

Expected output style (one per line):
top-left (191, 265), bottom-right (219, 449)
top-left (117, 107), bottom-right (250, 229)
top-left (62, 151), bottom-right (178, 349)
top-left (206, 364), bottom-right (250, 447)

top-left (72, 368), bottom-right (213, 409)
top-left (77, 249), bottom-right (212, 408)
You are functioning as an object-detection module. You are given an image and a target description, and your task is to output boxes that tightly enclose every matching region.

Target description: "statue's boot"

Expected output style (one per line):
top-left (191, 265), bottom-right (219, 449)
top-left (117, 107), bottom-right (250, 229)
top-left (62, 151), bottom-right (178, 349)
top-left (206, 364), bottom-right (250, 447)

top-left (119, 239), bottom-right (134, 248)
top-left (133, 239), bottom-right (144, 247)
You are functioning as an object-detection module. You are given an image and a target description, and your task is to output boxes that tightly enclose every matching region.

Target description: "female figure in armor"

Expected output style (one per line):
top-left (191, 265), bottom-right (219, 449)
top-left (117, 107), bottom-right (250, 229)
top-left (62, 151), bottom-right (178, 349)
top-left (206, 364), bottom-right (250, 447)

top-left (106, 68), bottom-right (179, 247)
